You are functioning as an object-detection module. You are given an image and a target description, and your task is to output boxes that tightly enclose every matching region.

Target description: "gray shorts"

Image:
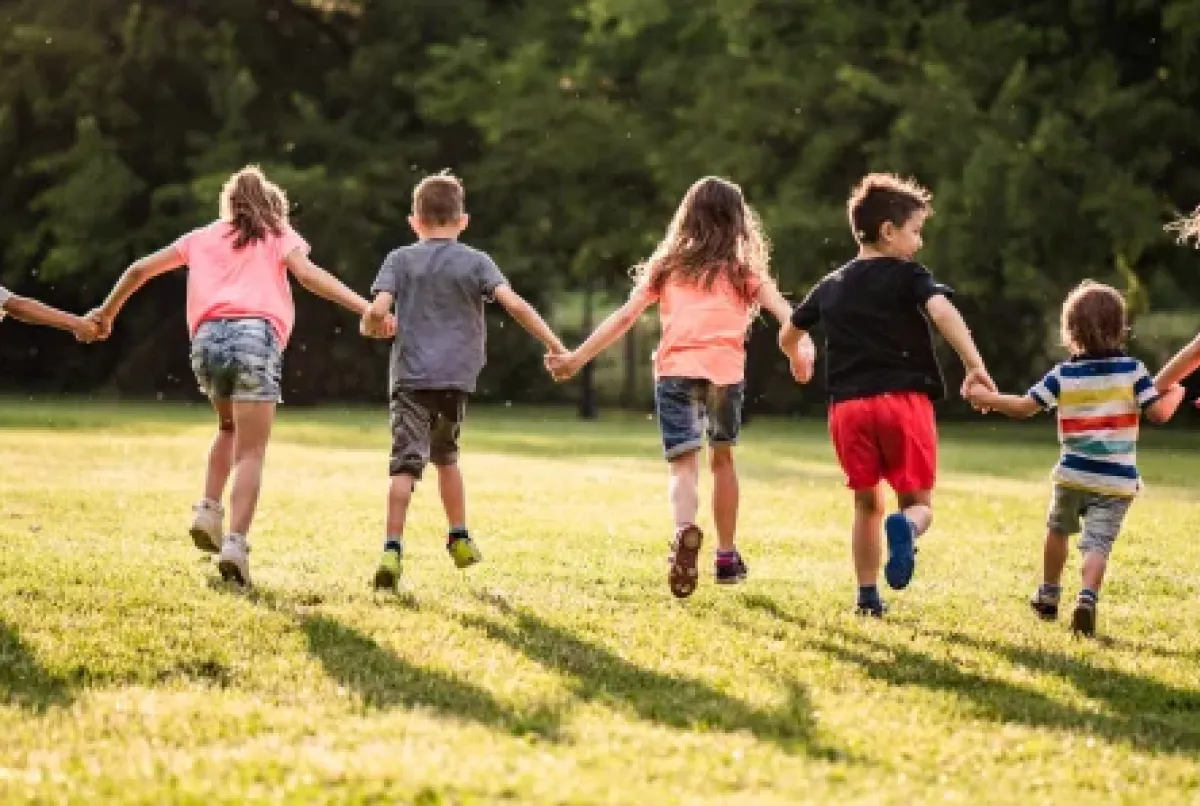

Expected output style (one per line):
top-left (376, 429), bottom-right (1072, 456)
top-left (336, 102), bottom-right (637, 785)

top-left (1046, 485), bottom-right (1132, 558)
top-left (389, 388), bottom-right (467, 479)
top-left (190, 318), bottom-right (283, 403)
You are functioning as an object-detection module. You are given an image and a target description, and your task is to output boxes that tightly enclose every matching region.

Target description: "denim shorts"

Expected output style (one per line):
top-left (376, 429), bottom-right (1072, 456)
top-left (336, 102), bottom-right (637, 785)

top-left (190, 318), bottom-right (283, 403)
top-left (654, 377), bottom-right (744, 460)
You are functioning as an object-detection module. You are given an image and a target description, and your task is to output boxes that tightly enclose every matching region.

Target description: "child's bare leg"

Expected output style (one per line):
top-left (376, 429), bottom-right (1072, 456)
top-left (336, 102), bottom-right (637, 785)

top-left (436, 462), bottom-right (466, 530)
top-left (897, 490), bottom-right (933, 537)
top-left (852, 486), bottom-right (885, 586)
top-left (227, 401), bottom-right (275, 536)
top-left (387, 474), bottom-right (417, 538)
top-left (216, 400), bottom-right (274, 586)
top-left (1043, 530), bottom-right (1070, 586)
top-left (669, 451), bottom-right (701, 528)
top-left (1080, 551), bottom-right (1107, 594)
top-left (204, 398), bottom-right (235, 502)
top-left (710, 445), bottom-right (738, 552)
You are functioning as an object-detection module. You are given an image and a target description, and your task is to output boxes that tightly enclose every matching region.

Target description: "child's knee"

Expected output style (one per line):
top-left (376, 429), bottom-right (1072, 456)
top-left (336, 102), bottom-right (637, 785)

top-left (853, 488), bottom-right (885, 516)
top-left (709, 446), bottom-right (735, 472)
top-left (389, 473), bottom-right (416, 497)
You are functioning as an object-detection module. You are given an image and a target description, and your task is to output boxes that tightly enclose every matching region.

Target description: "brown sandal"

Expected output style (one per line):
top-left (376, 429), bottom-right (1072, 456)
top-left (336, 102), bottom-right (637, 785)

top-left (668, 524), bottom-right (703, 598)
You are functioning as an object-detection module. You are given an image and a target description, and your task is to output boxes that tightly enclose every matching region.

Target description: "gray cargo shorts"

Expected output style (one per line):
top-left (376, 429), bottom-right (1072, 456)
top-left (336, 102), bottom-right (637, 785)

top-left (190, 318), bottom-right (283, 403)
top-left (1046, 485), bottom-right (1132, 558)
top-left (389, 388), bottom-right (468, 479)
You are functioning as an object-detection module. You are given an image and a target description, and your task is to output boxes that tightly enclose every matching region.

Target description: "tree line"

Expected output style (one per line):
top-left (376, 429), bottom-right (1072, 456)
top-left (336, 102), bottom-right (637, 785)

top-left (2, 0), bottom-right (1199, 413)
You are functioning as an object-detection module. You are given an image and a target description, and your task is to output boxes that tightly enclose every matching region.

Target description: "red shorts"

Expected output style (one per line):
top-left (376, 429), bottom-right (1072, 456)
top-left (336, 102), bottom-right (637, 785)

top-left (829, 392), bottom-right (937, 493)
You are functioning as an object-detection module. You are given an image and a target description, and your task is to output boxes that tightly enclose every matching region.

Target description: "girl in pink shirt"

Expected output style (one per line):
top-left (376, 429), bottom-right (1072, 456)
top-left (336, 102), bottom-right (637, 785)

top-left (546, 176), bottom-right (814, 598)
top-left (90, 166), bottom-right (384, 586)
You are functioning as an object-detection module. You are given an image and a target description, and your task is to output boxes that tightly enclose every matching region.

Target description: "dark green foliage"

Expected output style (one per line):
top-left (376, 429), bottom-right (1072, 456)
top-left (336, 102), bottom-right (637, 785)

top-left (2, 0), bottom-right (1199, 406)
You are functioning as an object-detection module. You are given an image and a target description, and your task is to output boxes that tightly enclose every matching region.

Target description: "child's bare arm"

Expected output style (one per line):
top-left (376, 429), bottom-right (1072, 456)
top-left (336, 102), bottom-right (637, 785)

top-left (966, 386), bottom-right (1040, 419)
top-left (545, 292), bottom-right (654, 381)
top-left (925, 295), bottom-right (995, 394)
top-left (91, 245), bottom-right (187, 331)
top-left (285, 250), bottom-right (370, 317)
top-left (1145, 384), bottom-right (1186, 424)
top-left (493, 284), bottom-right (567, 354)
top-left (3, 296), bottom-right (98, 341)
top-left (1155, 334), bottom-right (1200, 389)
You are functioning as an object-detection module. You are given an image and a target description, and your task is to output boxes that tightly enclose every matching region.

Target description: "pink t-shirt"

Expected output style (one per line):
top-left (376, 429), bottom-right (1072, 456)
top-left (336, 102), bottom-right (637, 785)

top-left (174, 221), bottom-right (309, 345)
top-left (633, 271), bottom-right (763, 386)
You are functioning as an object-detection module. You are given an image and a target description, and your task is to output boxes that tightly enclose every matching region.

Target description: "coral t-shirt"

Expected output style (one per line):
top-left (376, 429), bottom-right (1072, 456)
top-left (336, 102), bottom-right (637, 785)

top-left (174, 221), bottom-right (309, 346)
top-left (631, 272), bottom-right (763, 386)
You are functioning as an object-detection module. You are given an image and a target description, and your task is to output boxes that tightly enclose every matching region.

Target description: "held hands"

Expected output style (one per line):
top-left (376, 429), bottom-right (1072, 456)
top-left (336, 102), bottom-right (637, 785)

top-left (80, 308), bottom-right (113, 343)
top-left (544, 348), bottom-right (580, 382)
top-left (963, 381), bottom-right (995, 413)
top-left (789, 338), bottom-right (816, 384)
top-left (360, 309), bottom-right (397, 339)
top-left (71, 315), bottom-right (101, 343)
top-left (961, 366), bottom-right (997, 413)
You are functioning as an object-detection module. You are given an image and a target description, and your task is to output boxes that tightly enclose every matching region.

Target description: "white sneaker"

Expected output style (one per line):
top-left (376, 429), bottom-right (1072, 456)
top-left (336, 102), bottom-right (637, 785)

top-left (189, 500), bottom-right (224, 554)
top-left (217, 533), bottom-right (251, 587)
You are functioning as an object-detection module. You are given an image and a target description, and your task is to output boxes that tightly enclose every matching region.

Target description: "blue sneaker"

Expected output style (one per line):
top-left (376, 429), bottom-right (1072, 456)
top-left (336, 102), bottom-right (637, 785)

top-left (883, 513), bottom-right (917, 590)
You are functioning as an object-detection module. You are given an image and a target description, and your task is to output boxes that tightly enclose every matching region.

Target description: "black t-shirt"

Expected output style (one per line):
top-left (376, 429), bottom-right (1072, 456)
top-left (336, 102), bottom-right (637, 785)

top-left (791, 258), bottom-right (952, 404)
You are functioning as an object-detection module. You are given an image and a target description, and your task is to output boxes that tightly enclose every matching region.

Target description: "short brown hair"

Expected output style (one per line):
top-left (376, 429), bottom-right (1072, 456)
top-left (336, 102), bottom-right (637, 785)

top-left (413, 171), bottom-right (465, 226)
top-left (1061, 280), bottom-right (1127, 356)
top-left (847, 173), bottom-right (932, 244)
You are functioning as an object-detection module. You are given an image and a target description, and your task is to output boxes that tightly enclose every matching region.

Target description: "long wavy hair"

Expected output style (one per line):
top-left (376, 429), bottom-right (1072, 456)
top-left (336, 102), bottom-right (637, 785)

top-left (219, 165), bottom-right (289, 249)
top-left (632, 176), bottom-right (770, 303)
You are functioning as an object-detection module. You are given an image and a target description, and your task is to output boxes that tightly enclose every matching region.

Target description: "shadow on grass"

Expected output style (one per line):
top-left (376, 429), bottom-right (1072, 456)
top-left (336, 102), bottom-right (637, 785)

top-left (207, 581), bottom-right (560, 740)
top-left (743, 595), bottom-right (1200, 756)
top-left (0, 621), bottom-right (72, 712)
top-left (459, 605), bottom-right (852, 760)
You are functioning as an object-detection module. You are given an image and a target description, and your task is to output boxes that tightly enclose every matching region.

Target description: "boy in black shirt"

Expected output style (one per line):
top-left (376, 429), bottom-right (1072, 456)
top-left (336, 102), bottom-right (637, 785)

top-left (780, 173), bottom-right (994, 616)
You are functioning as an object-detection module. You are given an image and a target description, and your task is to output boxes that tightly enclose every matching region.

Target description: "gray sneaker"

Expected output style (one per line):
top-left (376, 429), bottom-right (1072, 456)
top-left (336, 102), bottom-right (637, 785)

top-left (189, 500), bottom-right (223, 553)
top-left (217, 533), bottom-right (251, 587)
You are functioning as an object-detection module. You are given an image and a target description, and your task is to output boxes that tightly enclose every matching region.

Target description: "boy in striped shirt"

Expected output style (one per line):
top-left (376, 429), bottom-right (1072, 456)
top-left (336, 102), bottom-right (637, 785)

top-left (966, 281), bottom-right (1184, 636)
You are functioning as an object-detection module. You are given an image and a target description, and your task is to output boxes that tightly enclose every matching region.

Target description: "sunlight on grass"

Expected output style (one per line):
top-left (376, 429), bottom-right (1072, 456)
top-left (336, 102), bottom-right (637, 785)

top-left (1, 401), bottom-right (1198, 803)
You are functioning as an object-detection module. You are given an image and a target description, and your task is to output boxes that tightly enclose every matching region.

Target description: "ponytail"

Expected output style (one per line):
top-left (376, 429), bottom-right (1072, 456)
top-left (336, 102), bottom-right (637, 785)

top-left (219, 166), bottom-right (288, 249)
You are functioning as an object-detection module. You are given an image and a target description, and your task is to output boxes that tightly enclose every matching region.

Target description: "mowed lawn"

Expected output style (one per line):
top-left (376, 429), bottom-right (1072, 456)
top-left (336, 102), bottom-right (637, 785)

top-left (1, 400), bottom-right (1199, 804)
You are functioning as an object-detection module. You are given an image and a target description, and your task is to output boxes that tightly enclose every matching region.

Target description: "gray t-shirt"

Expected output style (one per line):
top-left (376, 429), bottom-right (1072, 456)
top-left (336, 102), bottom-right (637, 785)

top-left (0, 285), bottom-right (11, 309)
top-left (371, 239), bottom-right (508, 393)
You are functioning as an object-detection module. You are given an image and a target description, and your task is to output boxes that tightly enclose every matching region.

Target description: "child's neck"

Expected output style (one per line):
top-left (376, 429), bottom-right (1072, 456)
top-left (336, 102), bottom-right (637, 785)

top-left (857, 244), bottom-right (900, 260)
top-left (419, 227), bottom-right (460, 241)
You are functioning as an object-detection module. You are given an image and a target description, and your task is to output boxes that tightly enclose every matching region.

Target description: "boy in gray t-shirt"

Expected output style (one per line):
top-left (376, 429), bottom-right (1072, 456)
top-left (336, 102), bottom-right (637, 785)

top-left (0, 284), bottom-right (98, 341)
top-left (361, 172), bottom-right (565, 590)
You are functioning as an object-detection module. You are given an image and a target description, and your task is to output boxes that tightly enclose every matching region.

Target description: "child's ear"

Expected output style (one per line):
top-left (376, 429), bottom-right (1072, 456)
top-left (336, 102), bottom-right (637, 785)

top-left (878, 221), bottom-right (895, 242)
top-left (457, 213), bottom-right (470, 234)
top-left (408, 214), bottom-right (421, 236)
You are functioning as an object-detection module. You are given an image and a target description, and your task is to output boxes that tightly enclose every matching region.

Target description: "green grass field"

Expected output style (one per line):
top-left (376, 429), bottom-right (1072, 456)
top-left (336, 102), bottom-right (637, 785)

top-left (1, 400), bottom-right (1199, 804)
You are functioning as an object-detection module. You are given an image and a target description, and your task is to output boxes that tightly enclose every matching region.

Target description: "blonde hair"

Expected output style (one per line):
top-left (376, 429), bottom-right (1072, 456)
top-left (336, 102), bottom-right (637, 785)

top-left (413, 171), bottom-right (466, 226)
top-left (632, 176), bottom-right (769, 304)
top-left (1166, 208), bottom-right (1200, 247)
top-left (219, 166), bottom-right (288, 249)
